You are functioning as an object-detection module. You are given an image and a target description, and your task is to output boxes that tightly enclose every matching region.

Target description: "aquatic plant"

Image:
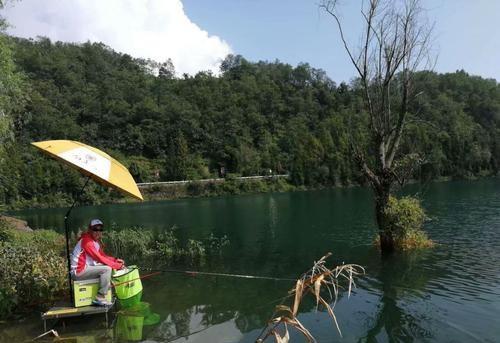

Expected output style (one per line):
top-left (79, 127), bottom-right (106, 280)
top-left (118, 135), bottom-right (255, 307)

top-left (256, 253), bottom-right (364, 342)
top-left (205, 233), bottom-right (230, 255)
top-left (155, 228), bottom-right (181, 259)
top-left (380, 196), bottom-right (434, 250)
top-left (100, 225), bottom-right (230, 264)
top-left (185, 239), bottom-right (206, 259)
top-left (103, 226), bottom-right (157, 261)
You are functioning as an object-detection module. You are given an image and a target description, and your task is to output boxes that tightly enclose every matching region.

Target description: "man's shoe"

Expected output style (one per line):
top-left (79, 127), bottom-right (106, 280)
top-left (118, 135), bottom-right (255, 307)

top-left (92, 296), bottom-right (112, 306)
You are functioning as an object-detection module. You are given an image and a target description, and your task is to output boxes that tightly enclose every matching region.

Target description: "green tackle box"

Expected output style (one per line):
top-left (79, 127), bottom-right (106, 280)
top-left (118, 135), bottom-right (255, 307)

top-left (73, 278), bottom-right (112, 308)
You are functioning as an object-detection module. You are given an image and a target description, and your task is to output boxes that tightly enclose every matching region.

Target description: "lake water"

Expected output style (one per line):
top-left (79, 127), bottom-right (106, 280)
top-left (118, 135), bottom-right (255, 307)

top-left (3, 179), bottom-right (500, 342)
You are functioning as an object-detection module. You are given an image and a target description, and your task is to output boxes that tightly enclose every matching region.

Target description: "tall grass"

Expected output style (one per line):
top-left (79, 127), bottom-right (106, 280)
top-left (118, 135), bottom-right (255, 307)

top-left (101, 225), bottom-right (230, 265)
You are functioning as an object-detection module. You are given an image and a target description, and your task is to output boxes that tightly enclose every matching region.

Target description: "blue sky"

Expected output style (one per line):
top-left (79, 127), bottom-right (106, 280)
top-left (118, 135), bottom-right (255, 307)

top-left (4, 0), bottom-right (500, 83)
top-left (182, 0), bottom-right (500, 83)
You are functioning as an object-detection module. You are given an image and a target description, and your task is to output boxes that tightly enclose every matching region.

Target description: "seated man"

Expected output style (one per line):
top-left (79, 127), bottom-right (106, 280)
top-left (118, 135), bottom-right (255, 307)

top-left (70, 219), bottom-right (124, 306)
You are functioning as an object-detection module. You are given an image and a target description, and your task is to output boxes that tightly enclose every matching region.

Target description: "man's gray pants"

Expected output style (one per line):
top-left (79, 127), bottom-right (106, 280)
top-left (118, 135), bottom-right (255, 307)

top-left (73, 265), bottom-right (112, 296)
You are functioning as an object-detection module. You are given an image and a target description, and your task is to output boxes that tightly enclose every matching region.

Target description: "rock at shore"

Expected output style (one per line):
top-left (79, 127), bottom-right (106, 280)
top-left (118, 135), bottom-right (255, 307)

top-left (0, 215), bottom-right (32, 232)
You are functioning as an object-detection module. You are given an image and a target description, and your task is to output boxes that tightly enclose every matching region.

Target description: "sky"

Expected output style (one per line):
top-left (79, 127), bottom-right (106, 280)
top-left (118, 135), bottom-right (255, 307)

top-left (2, 0), bottom-right (500, 83)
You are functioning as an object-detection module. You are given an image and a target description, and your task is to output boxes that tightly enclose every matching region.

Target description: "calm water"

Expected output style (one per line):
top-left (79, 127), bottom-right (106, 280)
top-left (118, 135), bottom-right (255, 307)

top-left (3, 180), bottom-right (500, 342)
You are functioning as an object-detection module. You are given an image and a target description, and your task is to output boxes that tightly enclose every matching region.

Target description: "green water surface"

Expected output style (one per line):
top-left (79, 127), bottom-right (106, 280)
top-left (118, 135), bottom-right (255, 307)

top-left (3, 179), bottom-right (500, 342)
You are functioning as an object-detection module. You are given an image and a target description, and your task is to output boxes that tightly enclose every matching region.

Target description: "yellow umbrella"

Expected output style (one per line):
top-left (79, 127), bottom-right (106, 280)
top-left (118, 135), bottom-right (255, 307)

top-left (32, 140), bottom-right (143, 200)
top-left (32, 139), bottom-right (143, 306)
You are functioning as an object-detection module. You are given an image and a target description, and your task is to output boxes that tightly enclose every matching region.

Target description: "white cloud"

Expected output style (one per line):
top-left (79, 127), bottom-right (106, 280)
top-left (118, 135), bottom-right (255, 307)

top-left (2, 0), bottom-right (232, 75)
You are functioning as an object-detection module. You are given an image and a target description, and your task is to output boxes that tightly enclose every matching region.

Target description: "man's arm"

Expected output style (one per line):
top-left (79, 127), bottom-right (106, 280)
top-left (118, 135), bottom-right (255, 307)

top-left (82, 239), bottom-right (123, 269)
top-left (100, 249), bottom-right (125, 266)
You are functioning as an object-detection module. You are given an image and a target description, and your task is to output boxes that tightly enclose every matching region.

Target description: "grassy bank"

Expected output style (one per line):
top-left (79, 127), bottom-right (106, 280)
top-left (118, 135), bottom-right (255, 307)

top-left (0, 219), bottom-right (229, 319)
top-left (140, 176), bottom-right (297, 202)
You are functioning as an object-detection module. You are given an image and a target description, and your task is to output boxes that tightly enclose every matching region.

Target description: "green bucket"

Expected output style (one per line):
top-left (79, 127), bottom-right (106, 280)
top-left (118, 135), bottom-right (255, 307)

top-left (118, 290), bottom-right (143, 309)
top-left (112, 266), bottom-right (143, 300)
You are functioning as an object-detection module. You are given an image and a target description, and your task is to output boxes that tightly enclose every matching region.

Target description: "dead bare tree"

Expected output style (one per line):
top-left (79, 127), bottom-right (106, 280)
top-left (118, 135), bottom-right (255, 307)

top-left (320, 0), bottom-right (434, 252)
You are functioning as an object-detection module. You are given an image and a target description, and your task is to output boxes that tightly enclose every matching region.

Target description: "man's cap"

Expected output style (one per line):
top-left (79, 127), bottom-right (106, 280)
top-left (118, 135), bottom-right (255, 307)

top-left (90, 219), bottom-right (104, 228)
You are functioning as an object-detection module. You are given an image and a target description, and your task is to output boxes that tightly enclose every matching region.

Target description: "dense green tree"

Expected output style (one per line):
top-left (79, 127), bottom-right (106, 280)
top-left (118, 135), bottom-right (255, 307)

top-left (164, 131), bottom-right (190, 181)
top-left (0, 4), bottom-right (26, 206)
top-left (0, 35), bottom-right (498, 209)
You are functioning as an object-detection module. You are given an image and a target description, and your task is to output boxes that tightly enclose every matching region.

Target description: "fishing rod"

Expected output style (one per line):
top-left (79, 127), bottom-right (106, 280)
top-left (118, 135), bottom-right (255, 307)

top-left (112, 271), bottom-right (162, 287)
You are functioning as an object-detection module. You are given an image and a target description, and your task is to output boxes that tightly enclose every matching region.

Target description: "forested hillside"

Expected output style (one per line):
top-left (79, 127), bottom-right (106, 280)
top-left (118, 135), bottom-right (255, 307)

top-left (1, 37), bottom-right (500, 208)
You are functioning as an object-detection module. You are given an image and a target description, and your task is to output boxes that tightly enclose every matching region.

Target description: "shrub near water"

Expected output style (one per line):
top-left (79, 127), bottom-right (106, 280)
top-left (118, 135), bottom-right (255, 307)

top-left (382, 196), bottom-right (434, 250)
top-left (0, 221), bottom-right (66, 318)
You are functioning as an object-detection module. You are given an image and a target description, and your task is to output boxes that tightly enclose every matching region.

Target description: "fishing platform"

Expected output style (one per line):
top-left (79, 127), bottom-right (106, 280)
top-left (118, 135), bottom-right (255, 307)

top-left (41, 268), bottom-right (142, 331)
top-left (41, 300), bottom-right (115, 331)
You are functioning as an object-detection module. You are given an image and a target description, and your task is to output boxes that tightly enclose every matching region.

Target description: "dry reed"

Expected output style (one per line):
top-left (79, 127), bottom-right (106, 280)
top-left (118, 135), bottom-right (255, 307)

top-left (255, 253), bottom-right (365, 343)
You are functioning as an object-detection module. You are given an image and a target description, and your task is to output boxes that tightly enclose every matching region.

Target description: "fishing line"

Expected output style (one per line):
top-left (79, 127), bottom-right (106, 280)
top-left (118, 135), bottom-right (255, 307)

top-left (141, 267), bottom-right (296, 282)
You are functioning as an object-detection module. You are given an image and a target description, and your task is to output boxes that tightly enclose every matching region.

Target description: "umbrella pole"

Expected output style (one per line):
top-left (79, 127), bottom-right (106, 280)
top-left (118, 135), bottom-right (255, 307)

top-left (64, 176), bottom-right (91, 306)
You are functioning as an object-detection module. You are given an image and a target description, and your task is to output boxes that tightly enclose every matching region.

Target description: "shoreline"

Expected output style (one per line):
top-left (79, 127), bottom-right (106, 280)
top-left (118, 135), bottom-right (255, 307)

top-left (3, 174), bottom-right (497, 213)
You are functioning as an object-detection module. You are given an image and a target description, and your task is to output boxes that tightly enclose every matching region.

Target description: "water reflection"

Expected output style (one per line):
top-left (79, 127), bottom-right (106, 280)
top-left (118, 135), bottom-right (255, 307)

top-left (115, 292), bottom-right (161, 342)
top-left (142, 274), bottom-right (291, 341)
top-left (360, 251), bottom-right (436, 342)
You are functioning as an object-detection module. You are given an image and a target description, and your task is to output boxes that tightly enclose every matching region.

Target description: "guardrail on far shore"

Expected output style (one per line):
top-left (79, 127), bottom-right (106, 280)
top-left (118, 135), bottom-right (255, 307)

top-left (137, 174), bottom-right (289, 188)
